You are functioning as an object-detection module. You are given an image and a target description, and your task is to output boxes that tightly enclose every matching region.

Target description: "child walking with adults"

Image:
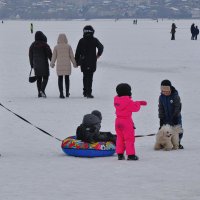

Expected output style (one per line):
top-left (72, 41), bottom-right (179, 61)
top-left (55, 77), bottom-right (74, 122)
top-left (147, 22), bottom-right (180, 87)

top-left (50, 33), bottom-right (77, 98)
top-left (114, 83), bottom-right (147, 161)
top-left (29, 31), bottom-right (52, 98)
top-left (158, 79), bottom-right (184, 149)
top-left (75, 25), bottom-right (104, 98)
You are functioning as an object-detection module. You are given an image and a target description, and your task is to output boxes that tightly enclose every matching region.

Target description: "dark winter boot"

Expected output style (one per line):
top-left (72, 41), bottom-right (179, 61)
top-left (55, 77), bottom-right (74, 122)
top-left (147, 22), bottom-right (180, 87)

top-left (58, 76), bottom-right (64, 98)
top-left (110, 135), bottom-right (117, 145)
top-left (38, 92), bottom-right (42, 98)
top-left (59, 93), bottom-right (65, 99)
top-left (179, 144), bottom-right (184, 149)
top-left (83, 91), bottom-right (87, 97)
top-left (40, 91), bottom-right (46, 98)
top-left (118, 154), bottom-right (125, 160)
top-left (87, 94), bottom-right (94, 98)
top-left (65, 75), bottom-right (70, 97)
top-left (41, 77), bottom-right (48, 95)
top-left (127, 155), bottom-right (139, 161)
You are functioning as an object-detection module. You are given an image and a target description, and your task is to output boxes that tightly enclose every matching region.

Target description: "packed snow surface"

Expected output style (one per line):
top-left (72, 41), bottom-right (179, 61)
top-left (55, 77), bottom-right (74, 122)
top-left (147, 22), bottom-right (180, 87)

top-left (0, 19), bottom-right (200, 200)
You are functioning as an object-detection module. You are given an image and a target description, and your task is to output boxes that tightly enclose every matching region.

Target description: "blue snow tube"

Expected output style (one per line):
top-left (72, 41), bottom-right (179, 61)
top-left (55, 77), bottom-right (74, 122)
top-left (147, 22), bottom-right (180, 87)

top-left (61, 136), bottom-right (116, 157)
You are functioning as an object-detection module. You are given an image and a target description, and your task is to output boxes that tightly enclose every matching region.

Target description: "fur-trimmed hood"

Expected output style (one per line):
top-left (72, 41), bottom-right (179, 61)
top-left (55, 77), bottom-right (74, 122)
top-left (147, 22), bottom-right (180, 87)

top-left (57, 34), bottom-right (68, 44)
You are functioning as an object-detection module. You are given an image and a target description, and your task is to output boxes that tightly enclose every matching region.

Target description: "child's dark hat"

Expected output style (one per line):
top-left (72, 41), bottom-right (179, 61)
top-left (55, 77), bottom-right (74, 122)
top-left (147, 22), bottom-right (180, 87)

top-left (82, 114), bottom-right (100, 126)
top-left (91, 110), bottom-right (102, 121)
top-left (161, 79), bottom-right (172, 87)
top-left (116, 83), bottom-right (132, 97)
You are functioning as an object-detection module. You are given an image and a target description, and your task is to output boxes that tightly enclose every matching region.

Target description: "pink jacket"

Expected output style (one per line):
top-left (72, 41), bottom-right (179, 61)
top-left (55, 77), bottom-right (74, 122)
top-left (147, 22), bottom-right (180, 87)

top-left (114, 96), bottom-right (141, 118)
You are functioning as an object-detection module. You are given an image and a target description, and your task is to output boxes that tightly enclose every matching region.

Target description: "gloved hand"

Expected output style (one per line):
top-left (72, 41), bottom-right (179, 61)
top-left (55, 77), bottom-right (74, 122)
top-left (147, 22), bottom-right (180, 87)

top-left (172, 117), bottom-right (178, 125)
top-left (50, 63), bottom-right (55, 68)
top-left (159, 119), bottom-right (164, 128)
top-left (138, 101), bottom-right (147, 106)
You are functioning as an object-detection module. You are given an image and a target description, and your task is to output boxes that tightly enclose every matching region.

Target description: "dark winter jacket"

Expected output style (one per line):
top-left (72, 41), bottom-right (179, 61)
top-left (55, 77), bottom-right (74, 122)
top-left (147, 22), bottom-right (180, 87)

top-left (76, 124), bottom-right (116, 144)
top-left (171, 23), bottom-right (177, 34)
top-left (75, 35), bottom-right (103, 73)
top-left (158, 86), bottom-right (182, 126)
top-left (195, 27), bottom-right (199, 36)
top-left (191, 24), bottom-right (196, 35)
top-left (76, 114), bottom-right (116, 144)
top-left (29, 31), bottom-right (52, 76)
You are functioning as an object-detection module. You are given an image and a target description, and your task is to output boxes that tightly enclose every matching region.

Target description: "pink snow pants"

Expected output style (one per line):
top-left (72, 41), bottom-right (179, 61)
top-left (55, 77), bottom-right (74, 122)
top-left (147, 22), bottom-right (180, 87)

top-left (115, 118), bottom-right (135, 155)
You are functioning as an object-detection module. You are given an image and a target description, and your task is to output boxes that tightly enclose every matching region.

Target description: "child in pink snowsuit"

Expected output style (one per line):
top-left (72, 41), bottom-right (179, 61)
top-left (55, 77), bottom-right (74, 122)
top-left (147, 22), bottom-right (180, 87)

top-left (114, 83), bottom-right (147, 160)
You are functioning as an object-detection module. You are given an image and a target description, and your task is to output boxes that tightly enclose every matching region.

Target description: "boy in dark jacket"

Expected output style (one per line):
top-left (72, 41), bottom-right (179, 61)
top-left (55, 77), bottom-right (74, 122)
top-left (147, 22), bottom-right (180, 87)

top-left (75, 25), bottom-right (104, 98)
top-left (158, 80), bottom-right (183, 149)
top-left (76, 110), bottom-right (116, 144)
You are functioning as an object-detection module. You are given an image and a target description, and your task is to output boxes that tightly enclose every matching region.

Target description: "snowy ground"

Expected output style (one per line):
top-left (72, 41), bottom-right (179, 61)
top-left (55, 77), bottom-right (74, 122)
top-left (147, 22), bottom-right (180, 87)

top-left (0, 19), bottom-right (200, 200)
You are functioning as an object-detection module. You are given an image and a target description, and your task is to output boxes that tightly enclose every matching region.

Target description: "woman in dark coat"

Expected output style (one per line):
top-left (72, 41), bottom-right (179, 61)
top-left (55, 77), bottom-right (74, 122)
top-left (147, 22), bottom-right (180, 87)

top-left (75, 25), bottom-right (104, 98)
top-left (29, 31), bottom-right (52, 97)
top-left (158, 79), bottom-right (183, 149)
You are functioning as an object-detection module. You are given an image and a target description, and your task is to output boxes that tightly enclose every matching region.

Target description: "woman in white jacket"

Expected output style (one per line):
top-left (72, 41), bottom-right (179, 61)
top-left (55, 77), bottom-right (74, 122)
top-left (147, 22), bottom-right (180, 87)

top-left (50, 34), bottom-right (77, 98)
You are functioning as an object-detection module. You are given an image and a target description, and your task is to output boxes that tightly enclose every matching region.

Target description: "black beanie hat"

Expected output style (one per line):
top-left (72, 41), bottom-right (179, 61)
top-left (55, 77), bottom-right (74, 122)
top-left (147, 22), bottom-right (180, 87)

top-left (161, 79), bottom-right (172, 87)
top-left (82, 114), bottom-right (100, 126)
top-left (116, 83), bottom-right (132, 97)
top-left (91, 110), bottom-right (102, 121)
top-left (83, 25), bottom-right (95, 37)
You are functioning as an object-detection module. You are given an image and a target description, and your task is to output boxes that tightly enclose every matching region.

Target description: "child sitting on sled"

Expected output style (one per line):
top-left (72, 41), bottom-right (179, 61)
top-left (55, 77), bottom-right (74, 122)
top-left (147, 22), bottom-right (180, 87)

top-left (76, 110), bottom-right (116, 144)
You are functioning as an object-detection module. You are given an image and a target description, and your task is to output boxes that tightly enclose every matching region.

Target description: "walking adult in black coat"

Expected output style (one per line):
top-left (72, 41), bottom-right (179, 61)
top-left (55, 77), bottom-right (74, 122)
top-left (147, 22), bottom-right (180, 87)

top-left (194, 26), bottom-right (199, 40)
top-left (29, 31), bottom-right (52, 97)
top-left (171, 23), bottom-right (177, 40)
top-left (191, 23), bottom-right (196, 40)
top-left (75, 25), bottom-right (104, 98)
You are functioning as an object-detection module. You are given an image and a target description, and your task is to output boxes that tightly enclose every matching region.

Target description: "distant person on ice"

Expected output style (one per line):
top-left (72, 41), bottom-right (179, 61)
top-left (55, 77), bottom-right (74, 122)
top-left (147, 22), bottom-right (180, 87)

top-left (29, 31), bottom-right (52, 98)
top-left (30, 23), bottom-right (33, 34)
top-left (194, 26), bottom-right (199, 40)
top-left (50, 33), bottom-right (77, 98)
top-left (190, 23), bottom-right (196, 40)
top-left (171, 23), bottom-right (177, 40)
top-left (76, 110), bottom-right (116, 144)
top-left (158, 79), bottom-right (184, 149)
top-left (114, 83), bottom-right (147, 160)
top-left (75, 25), bottom-right (104, 98)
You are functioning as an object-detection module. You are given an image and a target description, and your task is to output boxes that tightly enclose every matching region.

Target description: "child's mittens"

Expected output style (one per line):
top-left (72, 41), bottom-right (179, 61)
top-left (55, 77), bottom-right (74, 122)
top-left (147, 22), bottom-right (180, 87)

top-left (138, 101), bottom-right (147, 106)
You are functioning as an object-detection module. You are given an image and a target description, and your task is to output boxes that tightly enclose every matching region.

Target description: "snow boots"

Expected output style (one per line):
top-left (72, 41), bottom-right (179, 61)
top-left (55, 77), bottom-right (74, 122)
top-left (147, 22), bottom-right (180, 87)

top-left (118, 154), bottom-right (139, 160)
top-left (118, 154), bottom-right (125, 160)
top-left (127, 155), bottom-right (139, 161)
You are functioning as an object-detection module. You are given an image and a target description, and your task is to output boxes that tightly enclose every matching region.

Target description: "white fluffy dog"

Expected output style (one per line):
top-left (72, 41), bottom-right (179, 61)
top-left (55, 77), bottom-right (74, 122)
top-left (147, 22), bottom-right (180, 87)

top-left (154, 124), bottom-right (183, 151)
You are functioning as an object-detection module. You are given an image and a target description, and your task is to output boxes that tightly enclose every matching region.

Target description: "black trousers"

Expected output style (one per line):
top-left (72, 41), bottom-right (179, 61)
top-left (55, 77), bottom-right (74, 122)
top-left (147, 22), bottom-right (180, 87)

top-left (83, 72), bottom-right (94, 96)
top-left (37, 76), bottom-right (48, 93)
top-left (171, 33), bottom-right (175, 40)
top-left (58, 75), bottom-right (69, 95)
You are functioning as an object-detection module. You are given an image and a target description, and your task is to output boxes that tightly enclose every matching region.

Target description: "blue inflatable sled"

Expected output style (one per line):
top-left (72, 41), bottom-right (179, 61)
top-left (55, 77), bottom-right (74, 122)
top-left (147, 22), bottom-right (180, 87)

top-left (61, 136), bottom-right (116, 157)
